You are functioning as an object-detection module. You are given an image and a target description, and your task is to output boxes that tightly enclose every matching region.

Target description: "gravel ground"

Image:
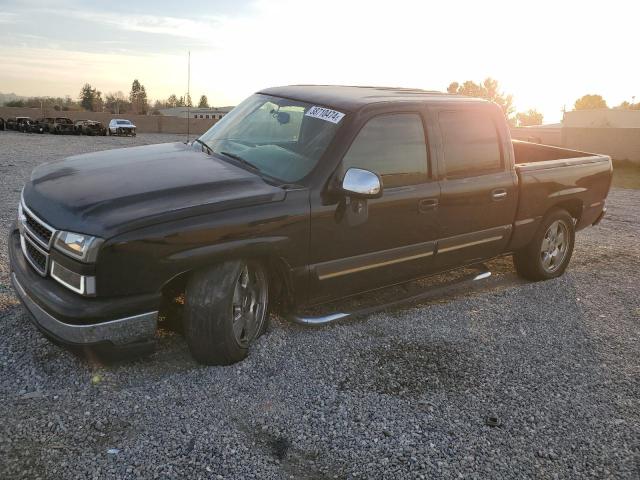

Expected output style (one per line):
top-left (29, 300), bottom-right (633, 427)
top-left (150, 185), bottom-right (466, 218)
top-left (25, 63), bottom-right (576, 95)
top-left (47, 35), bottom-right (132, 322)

top-left (0, 131), bottom-right (638, 479)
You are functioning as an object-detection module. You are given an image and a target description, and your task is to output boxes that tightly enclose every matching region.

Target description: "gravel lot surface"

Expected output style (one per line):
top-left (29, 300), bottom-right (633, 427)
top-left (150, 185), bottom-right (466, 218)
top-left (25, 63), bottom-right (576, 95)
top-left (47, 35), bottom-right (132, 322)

top-left (0, 131), bottom-right (638, 479)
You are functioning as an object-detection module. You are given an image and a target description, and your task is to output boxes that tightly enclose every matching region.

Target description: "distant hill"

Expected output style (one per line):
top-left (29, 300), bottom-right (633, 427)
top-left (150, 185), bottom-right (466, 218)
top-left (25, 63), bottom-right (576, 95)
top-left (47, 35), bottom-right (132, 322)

top-left (0, 92), bottom-right (26, 105)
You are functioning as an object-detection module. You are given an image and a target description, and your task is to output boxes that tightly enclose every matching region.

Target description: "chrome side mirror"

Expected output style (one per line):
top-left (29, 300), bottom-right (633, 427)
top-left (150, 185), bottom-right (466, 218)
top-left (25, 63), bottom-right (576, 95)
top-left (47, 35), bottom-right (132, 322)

top-left (341, 168), bottom-right (383, 199)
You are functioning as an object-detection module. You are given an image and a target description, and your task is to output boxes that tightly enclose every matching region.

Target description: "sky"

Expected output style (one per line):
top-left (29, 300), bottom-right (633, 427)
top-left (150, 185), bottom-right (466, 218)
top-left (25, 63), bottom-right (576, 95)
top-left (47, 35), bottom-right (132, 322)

top-left (0, 0), bottom-right (638, 123)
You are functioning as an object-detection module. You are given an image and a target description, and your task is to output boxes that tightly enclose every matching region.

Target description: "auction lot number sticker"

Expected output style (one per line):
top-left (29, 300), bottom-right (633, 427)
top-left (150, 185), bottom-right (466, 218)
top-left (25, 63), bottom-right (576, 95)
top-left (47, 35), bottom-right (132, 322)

top-left (305, 106), bottom-right (345, 124)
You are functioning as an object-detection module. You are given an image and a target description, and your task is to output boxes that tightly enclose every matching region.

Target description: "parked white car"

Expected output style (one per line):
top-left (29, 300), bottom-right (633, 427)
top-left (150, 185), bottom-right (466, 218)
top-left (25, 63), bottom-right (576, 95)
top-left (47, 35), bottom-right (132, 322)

top-left (107, 119), bottom-right (137, 136)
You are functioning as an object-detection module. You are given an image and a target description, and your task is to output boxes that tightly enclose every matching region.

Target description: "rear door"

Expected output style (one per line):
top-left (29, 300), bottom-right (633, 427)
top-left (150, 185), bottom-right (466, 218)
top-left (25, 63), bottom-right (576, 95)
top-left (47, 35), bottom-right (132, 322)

top-left (429, 106), bottom-right (517, 268)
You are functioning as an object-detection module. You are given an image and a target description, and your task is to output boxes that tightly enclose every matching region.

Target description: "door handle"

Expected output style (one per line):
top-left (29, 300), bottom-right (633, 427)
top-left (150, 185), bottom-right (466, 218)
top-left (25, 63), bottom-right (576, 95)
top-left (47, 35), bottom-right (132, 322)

top-left (418, 198), bottom-right (439, 213)
top-left (492, 189), bottom-right (507, 200)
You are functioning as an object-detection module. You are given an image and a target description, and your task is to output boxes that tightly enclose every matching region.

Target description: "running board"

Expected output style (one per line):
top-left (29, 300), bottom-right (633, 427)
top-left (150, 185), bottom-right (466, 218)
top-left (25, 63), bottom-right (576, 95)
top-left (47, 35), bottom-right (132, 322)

top-left (288, 267), bottom-right (492, 326)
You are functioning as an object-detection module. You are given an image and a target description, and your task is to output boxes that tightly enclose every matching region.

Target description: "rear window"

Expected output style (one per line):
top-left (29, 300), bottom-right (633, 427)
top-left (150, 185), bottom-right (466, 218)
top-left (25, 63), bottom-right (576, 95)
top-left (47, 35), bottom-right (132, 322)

top-left (117, 120), bottom-right (131, 125)
top-left (438, 111), bottom-right (502, 178)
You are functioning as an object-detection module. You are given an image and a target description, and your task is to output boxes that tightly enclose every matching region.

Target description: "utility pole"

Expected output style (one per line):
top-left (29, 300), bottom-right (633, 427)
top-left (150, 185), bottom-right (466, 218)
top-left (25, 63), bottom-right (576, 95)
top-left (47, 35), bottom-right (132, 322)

top-left (186, 51), bottom-right (191, 143)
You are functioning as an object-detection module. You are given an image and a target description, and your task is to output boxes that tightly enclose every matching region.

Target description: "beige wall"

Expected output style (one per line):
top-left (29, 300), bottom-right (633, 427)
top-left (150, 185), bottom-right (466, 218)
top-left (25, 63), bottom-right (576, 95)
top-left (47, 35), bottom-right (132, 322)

top-left (0, 107), bottom-right (217, 134)
top-left (511, 124), bottom-right (640, 163)
top-left (511, 127), bottom-right (563, 146)
top-left (562, 128), bottom-right (640, 162)
top-left (563, 109), bottom-right (640, 128)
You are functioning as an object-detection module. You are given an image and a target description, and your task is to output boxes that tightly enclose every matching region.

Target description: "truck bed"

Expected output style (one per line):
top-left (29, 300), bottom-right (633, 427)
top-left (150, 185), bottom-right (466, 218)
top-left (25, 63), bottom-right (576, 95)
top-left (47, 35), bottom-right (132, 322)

top-left (513, 139), bottom-right (604, 164)
top-left (508, 140), bottom-right (613, 251)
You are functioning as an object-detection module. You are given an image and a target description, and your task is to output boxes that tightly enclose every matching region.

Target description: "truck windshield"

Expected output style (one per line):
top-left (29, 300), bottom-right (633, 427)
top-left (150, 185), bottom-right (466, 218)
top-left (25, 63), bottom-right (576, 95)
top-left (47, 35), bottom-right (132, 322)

top-left (197, 94), bottom-right (344, 182)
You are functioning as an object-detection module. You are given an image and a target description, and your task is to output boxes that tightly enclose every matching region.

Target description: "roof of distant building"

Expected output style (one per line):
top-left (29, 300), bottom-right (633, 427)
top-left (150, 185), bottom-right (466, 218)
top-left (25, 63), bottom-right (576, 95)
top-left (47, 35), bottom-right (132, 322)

top-left (158, 106), bottom-right (234, 117)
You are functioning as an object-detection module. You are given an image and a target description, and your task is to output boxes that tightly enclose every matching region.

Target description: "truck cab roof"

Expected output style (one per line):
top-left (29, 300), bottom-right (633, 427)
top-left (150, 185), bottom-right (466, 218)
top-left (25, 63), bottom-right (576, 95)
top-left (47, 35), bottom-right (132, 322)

top-left (259, 84), bottom-right (488, 112)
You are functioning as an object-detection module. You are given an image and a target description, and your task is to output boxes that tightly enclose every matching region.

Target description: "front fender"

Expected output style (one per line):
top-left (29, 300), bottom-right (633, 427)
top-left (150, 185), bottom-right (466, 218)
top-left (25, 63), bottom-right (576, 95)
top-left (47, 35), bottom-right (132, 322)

top-left (95, 189), bottom-right (311, 303)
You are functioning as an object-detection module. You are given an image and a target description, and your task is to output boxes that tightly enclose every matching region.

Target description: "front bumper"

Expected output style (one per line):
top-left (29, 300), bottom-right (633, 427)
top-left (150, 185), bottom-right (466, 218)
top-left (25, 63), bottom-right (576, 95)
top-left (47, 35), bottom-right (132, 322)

top-left (592, 206), bottom-right (607, 226)
top-left (11, 273), bottom-right (157, 346)
top-left (9, 228), bottom-right (159, 347)
top-left (115, 127), bottom-right (136, 135)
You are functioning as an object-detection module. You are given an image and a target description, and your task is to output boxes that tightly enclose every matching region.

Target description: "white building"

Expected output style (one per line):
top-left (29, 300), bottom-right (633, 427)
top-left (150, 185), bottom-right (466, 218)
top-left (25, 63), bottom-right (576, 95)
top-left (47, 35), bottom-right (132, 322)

top-left (158, 106), bottom-right (234, 120)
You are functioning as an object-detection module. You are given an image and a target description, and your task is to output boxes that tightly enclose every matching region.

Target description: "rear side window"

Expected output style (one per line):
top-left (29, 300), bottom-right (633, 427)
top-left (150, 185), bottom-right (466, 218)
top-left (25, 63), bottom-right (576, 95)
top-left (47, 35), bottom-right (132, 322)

top-left (342, 113), bottom-right (428, 188)
top-left (438, 111), bottom-right (502, 178)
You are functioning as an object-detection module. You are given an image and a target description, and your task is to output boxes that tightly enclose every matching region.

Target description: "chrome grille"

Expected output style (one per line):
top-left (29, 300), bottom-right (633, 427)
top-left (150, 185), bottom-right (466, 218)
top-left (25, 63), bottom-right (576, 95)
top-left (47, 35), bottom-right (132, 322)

top-left (22, 204), bottom-right (56, 249)
top-left (20, 233), bottom-right (49, 276)
top-left (19, 201), bottom-right (57, 277)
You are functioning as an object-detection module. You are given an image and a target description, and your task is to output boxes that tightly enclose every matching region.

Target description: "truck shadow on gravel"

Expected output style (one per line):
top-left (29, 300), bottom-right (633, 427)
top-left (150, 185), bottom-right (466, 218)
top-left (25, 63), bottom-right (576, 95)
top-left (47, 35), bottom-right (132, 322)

top-left (337, 342), bottom-right (482, 396)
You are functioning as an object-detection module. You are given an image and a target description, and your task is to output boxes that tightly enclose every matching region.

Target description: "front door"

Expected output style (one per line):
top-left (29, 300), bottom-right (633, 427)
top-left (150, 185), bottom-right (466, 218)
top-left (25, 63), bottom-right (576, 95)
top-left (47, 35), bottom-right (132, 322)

top-left (308, 112), bottom-right (440, 304)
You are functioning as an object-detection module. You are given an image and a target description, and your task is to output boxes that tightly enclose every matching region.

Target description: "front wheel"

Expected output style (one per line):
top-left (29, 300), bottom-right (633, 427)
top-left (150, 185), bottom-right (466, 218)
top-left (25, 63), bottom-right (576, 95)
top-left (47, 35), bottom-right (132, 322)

top-left (184, 260), bottom-right (269, 365)
top-left (513, 208), bottom-right (575, 281)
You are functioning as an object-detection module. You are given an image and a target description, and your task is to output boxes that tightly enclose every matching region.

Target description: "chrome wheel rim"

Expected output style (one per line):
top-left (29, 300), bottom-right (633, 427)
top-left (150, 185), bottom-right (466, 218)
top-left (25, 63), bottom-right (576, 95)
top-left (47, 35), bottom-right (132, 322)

top-left (540, 220), bottom-right (569, 273)
top-left (231, 263), bottom-right (267, 347)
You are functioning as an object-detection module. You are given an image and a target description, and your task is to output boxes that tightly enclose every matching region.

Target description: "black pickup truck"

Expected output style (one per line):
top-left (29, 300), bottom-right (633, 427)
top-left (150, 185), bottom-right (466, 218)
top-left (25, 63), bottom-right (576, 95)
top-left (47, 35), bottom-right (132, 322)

top-left (9, 85), bottom-right (612, 365)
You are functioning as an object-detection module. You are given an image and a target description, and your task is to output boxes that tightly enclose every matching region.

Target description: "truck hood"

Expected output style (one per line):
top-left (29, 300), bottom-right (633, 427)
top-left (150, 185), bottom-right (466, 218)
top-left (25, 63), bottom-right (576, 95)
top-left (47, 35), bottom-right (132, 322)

top-left (23, 142), bottom-right (285, 238)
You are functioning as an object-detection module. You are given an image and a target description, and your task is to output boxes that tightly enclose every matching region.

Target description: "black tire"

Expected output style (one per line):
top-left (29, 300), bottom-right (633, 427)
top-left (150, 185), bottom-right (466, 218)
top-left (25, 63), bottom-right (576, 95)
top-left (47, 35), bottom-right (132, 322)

top-left (184, 260), bottom-right (269, 365)
top-left (513, 208), bottom-right (575, 281)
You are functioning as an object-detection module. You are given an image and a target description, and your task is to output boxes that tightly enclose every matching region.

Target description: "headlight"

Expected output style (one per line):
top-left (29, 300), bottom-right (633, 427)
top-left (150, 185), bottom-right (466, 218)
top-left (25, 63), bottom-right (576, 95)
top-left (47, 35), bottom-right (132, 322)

top-left (54, 231), bottom-right (103, 263)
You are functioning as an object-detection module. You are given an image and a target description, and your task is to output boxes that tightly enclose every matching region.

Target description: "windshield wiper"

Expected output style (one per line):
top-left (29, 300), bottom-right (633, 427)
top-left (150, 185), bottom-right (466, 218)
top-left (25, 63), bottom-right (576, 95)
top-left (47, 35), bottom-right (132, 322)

top-left (219, 151), bottom-right (260, 172)
top-left (193, 138), bottom-right (213, 155)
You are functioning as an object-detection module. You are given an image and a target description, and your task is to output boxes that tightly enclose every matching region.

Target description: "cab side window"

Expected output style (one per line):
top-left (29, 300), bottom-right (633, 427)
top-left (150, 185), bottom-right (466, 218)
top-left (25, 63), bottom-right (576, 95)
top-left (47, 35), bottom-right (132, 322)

top-left (438, 111), bottom-right (502, 178)
top-left (342, 113), bottom-right (428, 188)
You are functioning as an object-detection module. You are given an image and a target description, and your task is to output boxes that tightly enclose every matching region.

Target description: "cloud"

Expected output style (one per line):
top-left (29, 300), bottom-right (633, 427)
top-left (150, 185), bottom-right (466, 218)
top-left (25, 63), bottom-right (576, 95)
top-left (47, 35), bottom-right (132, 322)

top-left (65, 11), bottom-right (225, 42)
top-left (0, 46), bottom-right (184, 99)
top-left (0, 12), bottom-right (18, 23)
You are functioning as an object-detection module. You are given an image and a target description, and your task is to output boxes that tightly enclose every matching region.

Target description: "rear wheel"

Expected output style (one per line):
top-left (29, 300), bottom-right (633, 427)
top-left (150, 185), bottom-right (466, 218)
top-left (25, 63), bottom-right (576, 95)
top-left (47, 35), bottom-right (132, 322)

top-left (513, 208), bottom-right (575, 281)
top-left (184, 260), bottom-right (269, 365)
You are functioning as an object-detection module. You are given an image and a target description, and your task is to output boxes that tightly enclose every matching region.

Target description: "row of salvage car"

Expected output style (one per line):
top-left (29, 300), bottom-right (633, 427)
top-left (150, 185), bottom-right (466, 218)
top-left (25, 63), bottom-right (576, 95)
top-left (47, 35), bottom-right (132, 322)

top-left (0, 116), bottom-right (137, 136)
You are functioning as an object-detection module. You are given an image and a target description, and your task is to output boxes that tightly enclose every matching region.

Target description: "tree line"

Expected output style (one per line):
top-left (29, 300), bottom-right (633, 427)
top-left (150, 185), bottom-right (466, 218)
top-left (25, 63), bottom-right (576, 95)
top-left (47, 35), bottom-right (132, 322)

top-left (4, 78), bottom-right (636, 123)
top-left (446, 78), bottom-right (639, 127)
top-left (4, 79), bottom-right (213, 116)
top-left (572, 94), bottom-right (639, 111)
top-left (447, 78), bottom-right (544, 126)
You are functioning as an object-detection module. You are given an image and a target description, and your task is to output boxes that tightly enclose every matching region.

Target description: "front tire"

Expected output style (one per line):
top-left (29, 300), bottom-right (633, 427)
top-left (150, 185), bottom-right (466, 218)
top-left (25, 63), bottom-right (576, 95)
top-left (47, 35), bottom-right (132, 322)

top-left (184, 260), bottom-right (269, 365)
top-left (513, 208), bottom-right (575, 281)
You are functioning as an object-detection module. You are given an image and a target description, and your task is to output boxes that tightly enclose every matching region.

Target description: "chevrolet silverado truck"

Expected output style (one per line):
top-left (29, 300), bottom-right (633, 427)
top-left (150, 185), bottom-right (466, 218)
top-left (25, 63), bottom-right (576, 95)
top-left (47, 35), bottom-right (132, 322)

top-left (9, 85), bottom-right (612, 365)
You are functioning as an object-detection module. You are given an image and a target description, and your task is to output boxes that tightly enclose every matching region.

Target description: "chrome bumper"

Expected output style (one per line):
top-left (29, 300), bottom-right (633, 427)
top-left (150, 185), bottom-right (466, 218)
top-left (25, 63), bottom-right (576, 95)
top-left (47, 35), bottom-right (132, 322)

top-left (11, 273), bottom-right (157, 346)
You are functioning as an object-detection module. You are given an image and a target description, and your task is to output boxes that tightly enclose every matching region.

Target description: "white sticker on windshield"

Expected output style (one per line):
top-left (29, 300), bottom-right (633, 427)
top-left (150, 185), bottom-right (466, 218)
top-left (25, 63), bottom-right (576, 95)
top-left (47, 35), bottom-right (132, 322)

top-left (305, 106), bottom-right (345, 124)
